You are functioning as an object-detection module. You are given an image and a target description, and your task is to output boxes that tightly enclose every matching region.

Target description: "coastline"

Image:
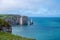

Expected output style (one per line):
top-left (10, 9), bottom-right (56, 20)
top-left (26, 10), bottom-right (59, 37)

top-left (0, 31), bottom-right (35, 40)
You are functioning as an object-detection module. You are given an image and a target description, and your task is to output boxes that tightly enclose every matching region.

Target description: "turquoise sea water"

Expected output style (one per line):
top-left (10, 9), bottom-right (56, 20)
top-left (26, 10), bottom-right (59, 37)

top-left (12, 17), bottom-right (60, 40)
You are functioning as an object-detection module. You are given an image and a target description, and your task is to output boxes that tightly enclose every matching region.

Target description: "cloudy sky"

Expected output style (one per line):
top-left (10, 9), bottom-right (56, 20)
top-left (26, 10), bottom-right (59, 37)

top-left (0, 0), bottom-right (60, 17)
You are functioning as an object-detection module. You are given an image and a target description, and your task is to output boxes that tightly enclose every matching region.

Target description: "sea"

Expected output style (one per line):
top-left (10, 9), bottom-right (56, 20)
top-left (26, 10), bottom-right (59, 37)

top-left (12, 17), bottom-right (60, 40)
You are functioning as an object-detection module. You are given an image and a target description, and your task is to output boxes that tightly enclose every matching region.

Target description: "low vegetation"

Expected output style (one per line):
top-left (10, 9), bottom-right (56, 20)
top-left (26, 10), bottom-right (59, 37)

top-left (0, 19), bottom-right (11, 27)
top-left (0, 31), bottom-right (35, 40)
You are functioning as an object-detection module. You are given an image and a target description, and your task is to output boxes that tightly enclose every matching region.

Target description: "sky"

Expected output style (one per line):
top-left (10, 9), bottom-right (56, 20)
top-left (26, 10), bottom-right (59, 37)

top-left (0, 0), bottom-right (60, 17)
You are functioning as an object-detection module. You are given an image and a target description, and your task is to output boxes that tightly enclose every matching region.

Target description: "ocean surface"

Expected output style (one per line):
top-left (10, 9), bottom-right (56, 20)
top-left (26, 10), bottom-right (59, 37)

top-left (12, 17), bottom-right (60, 40)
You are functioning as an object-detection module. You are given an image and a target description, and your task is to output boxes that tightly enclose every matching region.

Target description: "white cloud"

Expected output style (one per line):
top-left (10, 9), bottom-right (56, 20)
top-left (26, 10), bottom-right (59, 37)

top-left (0, 0), bottom-right (53, 10)
top-left (0, 0), bottom-right (59, 17)
top-left (0, 0), bottom-right (33, 10)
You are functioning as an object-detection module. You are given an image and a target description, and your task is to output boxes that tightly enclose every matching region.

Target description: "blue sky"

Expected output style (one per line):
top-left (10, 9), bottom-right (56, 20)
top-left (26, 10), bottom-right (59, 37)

top-left (0, 0), bottom-right (60, 17)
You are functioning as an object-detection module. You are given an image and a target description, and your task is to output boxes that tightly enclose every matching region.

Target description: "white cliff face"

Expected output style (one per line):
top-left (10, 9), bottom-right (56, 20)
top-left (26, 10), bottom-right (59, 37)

top-left (20, 17), bottom-right (23, 25)
top-left (2, 15), bottom-right (28, 25)
top-left (20, 16), bottom-right (28, 25)
top-left (5, 15), bottom-right (21, 25)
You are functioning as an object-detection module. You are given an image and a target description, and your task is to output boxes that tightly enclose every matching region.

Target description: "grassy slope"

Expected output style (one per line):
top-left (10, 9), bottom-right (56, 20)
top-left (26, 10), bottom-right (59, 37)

top-left (0, 14), bottom-right (21, 21)
top-left (0, 32), bottom-right (35, 40)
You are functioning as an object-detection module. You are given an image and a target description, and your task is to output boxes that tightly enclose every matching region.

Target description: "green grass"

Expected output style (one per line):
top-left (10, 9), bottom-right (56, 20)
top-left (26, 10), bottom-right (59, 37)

top-left (0, 31), bottom-right (35, 40)
top-left (0, 14), bottom-right (20, 20)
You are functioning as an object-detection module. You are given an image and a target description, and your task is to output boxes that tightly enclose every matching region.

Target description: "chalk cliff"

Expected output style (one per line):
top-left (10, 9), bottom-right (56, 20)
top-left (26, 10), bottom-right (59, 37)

top-left (0, 14), bottom-right (28, 25)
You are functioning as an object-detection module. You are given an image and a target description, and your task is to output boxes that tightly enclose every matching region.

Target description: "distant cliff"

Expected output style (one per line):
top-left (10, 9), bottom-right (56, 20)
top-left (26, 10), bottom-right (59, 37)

top-left (20, 16), bottom-right (28, 25)
top-left (0, 14), bottom-right (28, 25)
